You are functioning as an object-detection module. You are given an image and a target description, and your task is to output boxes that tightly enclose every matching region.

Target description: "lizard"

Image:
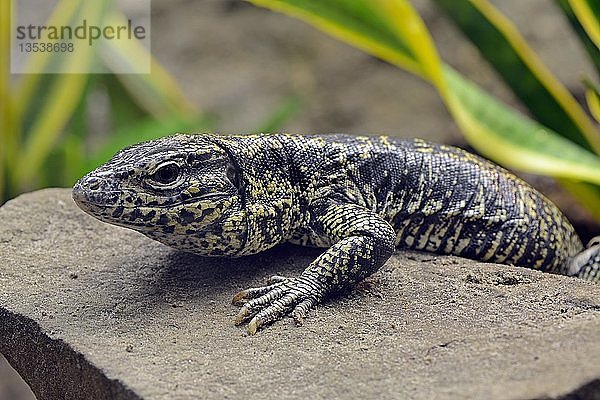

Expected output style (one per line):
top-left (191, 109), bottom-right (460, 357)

top-left (72, 133), bottom-right (600, 334)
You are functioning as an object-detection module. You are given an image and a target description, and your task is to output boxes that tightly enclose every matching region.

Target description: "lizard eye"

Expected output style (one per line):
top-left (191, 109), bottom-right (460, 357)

top-left (151, 162), bottom-right (181, 185)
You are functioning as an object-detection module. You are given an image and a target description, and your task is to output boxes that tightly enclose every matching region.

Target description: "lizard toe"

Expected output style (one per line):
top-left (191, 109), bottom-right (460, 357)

top-left (267, 275), bottom-right (289, 284)
top-left (246, 292), bottom-right (300, 334)
top-left (231, 281), bottom-right (286, 306)
top-left (234, 275), bottom-right (326, 334)
top-left (291, 298), bottom-right (317, 326)
top-left (233, 284), bottom-right (288, 325)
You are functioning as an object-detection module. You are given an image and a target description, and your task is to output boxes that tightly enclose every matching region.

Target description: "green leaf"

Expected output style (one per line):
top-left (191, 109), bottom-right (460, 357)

top-left (12, 0), bottom-right (85, 108)
top-left (101, 11), bottom-right (196, 118)
top-left (443, 65), bottom-right (600, 185)
top-left (569, 0), bottom-right (600, 49)
top-left (558, 180), bottom-right (600, 221)
top-left (103, 74), bottom-right (147, 129)
top-left (60, 132), bottom-right (86, 186)
top-left (584, 79), bottom-right (600, 123)
top-left (248, 0), bottom-right (444, 85)
top-left (556, 0), bottom-right (600, 77)
top-left (433, 0), bottom-right (600, 154)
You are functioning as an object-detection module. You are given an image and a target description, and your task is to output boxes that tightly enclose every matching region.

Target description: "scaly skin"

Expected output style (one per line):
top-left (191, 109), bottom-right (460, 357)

top-left (72, 133), bottom-right (600, 334)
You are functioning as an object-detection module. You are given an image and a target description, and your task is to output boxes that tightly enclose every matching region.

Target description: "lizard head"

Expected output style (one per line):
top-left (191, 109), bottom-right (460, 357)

top-left (72, 134), bottom-right (244, 245)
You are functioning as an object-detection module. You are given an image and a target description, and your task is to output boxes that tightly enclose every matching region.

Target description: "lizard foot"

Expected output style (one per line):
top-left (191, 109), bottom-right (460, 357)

top-left (232, 275), bottom-right (325, 334)
top-left (567, 237), bottom-right (600, 282)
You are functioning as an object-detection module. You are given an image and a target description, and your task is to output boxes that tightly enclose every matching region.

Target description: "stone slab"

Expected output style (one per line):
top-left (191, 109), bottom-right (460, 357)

top-left (1, 189), bottom-right (600, 399)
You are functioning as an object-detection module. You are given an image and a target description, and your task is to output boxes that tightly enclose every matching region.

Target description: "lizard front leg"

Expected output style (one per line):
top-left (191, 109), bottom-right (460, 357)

top-left (233, 202), bottom-right (396, 334)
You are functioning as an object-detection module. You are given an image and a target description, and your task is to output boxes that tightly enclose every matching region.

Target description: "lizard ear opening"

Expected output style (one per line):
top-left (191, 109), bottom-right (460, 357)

top-left (226, 164), bottom-right (242, 192)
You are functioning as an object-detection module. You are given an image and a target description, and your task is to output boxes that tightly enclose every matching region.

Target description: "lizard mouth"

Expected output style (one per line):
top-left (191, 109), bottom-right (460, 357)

top-left (73, 181), bottom-right (229, 210)
top-left (72, 183), bottom-right (233, 229)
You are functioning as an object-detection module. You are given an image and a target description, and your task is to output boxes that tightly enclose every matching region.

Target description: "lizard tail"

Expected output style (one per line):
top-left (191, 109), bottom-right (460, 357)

top-left (567, 236), bottom-right (600, 282)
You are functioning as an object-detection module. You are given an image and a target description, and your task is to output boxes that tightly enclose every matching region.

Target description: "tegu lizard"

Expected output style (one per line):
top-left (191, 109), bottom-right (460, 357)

top-left (72, 133), bottom-right (600, 334)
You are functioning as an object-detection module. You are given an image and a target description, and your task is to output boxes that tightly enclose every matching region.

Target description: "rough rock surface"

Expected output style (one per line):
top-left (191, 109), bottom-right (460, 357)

top-left (1, 189), bottom-right (600, 400)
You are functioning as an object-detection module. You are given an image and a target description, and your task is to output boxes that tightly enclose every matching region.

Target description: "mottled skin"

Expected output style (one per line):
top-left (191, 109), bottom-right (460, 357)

top-left (73, 133), bottom-right (600, 334)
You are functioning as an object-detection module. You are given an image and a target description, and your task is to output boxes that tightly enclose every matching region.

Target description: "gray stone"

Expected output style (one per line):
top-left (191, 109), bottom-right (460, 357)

top-left (1, 188), bottom-right (600, 399)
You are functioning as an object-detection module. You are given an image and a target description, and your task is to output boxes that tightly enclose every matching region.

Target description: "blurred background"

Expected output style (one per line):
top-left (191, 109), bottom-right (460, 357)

top-left (1, 0), bottom-right (599, 398)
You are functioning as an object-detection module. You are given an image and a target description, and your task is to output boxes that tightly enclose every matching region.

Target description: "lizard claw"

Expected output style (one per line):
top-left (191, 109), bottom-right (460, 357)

top-left (232, 275), bottom-right (324, 334)
top-left (231, 279), bottom-right (285, 306)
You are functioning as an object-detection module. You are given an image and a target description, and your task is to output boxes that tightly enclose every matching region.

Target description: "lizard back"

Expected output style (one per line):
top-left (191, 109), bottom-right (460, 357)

top-left (279, 134), bottom-right (583, 273)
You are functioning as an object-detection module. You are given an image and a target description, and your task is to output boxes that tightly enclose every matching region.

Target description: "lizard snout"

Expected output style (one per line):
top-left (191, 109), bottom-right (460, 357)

top-left (72, 171), bottom-right (122, 210)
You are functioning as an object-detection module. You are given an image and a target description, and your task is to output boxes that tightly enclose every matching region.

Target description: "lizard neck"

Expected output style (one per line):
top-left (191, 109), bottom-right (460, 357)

top-left (211, 134), bottom-right (303, 255)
